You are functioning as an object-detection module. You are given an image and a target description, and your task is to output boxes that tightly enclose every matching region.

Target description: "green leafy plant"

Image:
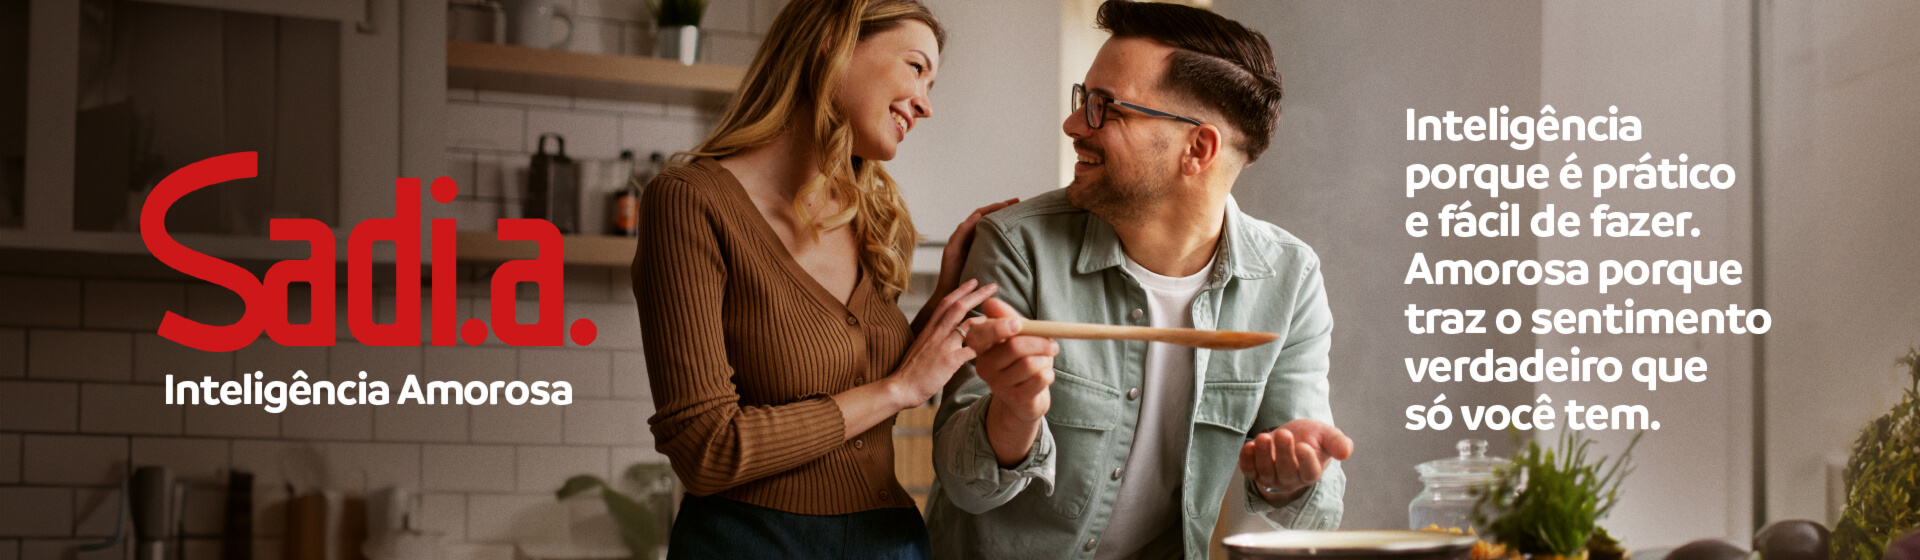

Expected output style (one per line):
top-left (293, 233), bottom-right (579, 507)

top-left (650, 0), bottom-right (709, 27)
top-left (556, 463), bottom-right (677, 559)
top-left (1832, 347), bottom-right (1920, 560)
top-left (1472, 430), bottom-right (1643, 558)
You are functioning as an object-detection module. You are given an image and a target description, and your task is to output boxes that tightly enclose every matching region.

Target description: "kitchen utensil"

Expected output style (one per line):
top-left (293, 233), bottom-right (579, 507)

top-left (448, 0), bottom-right (507, 44)
top-left (131, 466), bottom-right (173, 560)
top-left (526, 133), bottom-right (580, 233)
top-left (984, 319), bottom-right (1278, 350)
top-left (363, 530), bottom-right (442, 560)
top-left (1223, 530), bottom-right (1477, 560)
top-left (286, 494), bottom-right (326, 560)
top-left (365, 487), bottom-right (415, 541)
top-left (1409, 439), bottom-right (1506, 532)
top-left (224, 471), bottom-right (255, 560)
top-left (502, 0), bottom-right (572, 49)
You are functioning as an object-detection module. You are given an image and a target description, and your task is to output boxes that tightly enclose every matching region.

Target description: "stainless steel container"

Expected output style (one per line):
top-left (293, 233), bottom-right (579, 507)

top-left (1223, 530), bottom-right (1477, 560)
top-left (526, 133), bottom-right (579, 233)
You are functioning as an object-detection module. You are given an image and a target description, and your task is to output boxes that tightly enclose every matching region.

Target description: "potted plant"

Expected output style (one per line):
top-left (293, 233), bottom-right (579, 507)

top-left (1832, 347), bottom-right (1920, 560)
top-left (1472, 430), bottom-right (1642, 560)
top-left (555, 463), bottom-right (678, 560)
top-left (650, 0), bottom-right (708, 65)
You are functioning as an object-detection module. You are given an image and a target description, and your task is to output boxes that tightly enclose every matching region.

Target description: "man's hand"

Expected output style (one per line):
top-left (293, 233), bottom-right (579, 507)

top-left (966, 298), bottom-right (1059, 467)
top-left (1238, 418), bottom-right (1354, 505)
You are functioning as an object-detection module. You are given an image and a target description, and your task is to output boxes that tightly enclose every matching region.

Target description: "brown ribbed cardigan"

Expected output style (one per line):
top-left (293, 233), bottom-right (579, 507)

top-left (631, 157), bottom-right (916, 515)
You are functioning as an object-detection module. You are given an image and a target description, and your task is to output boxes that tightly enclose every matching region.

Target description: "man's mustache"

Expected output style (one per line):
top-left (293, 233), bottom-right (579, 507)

top-left (1072, 140), bottom-right (1105, 161)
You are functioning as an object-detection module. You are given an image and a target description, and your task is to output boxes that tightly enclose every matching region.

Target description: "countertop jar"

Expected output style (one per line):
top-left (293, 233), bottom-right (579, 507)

top-left (1409, 438), bottom-right (1507, 532)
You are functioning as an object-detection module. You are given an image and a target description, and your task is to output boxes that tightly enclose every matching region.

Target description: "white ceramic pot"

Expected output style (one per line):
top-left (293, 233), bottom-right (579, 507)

top-left (656, 25), bottom-right (700, 66)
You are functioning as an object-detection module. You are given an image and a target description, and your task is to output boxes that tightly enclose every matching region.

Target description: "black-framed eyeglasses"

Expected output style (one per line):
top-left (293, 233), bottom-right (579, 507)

top-left (1073, 83), bottom-right (1204, 129)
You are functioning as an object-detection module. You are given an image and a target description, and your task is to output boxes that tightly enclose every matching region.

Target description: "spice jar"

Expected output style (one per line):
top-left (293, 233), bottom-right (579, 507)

top-left (1409, 438), bottom-right (1506, 532)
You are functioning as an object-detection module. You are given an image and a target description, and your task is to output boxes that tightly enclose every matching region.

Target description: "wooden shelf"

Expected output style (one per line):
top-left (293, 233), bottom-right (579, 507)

top-left (446, 40), bottom-right (745, 102)
top-left (456, 231), bottom-right (635, 267)
top-left (0, 229), bottom-right (634, 267)
top-left (0, 229), bottom-right (344, 263)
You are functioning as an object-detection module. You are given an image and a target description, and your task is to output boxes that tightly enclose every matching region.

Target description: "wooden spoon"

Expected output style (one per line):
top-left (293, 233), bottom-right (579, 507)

top-left (984, 319), bottom-right (1280, 351)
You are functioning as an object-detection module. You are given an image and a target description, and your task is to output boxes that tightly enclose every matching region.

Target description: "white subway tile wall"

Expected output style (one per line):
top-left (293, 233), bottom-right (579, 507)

top-left (519, 348), bottom-right (612, 398)
top-left (0, 259), bottom-right (683, 551)
top-left (0, 277), bottom-right (81, 328)
top-left (22, 435), bottom-right (126, 486)
top-left (133, 333), bottom-right (234, 384)
top-left (71, 489), bottom-right (120, 537)
top-left (0, 0), bottom-right (780, 555)
top-left (516, 445), bottom-right (610, 493)
top-left (81, 281), bottom-right (185, 331)
top-left (0, 435), bottom-right (18, 483)
top-left (0, 488), bottom-right (72, 537)
top-left (471, 404), bottom-right (566, 445)
top-left (0, 381), bottom-right (78, 433)
top-left (0, 329), bottom-right (22, 378)
top-left (27, 331), bottom-right (132, 382)
top-left (277, 403), bottom-right (376, 441)
top-left (423, 444), bottom-right (517, 493)
top-left (78, 383), bottom-right (181, 435)
top-left (128, 437), bottom-right (229, 481)
top-left (466, 493), bottom-right (569, 543)
top-left (418, 493), bottom-right (469, 542)
top-left (21, 539), bottom-right (125, 560)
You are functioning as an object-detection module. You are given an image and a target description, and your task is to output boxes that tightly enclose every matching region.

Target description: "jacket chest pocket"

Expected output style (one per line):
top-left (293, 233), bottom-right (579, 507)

top-left (1193, 381), bottom-right (1263, 435)
top-left (1042, 369), bottom-right (1121, 519)
top-left (1186, 381), bottom-right (1265, 519)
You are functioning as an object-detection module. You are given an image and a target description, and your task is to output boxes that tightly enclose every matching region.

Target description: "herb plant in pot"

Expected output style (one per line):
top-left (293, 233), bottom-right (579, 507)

top-left (555, 463), bottom-right (678, 560)
top-left (1472, 430), bottom-right (1642, 560)
top-left (651, 0), bottom-right (708, 65)
top-left (1832, 347), bottom-right (1920, 560)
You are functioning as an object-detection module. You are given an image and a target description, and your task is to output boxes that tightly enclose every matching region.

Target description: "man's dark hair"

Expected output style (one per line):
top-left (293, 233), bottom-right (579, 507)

top-left (1096, 0), bottom-right (1282, 162)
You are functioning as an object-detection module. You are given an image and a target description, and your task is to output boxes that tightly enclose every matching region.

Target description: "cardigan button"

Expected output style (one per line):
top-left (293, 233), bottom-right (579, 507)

top-left (1085, 538), bottom-right (1098, 551)
top-left (879, 489), bottom-right (892, 501)
top-left (853, 439), bottom-right (865, 450)
top-left (845, 315), bottom-right (858, 326)
top-left (1126, 388), bottom-right (1140, 401)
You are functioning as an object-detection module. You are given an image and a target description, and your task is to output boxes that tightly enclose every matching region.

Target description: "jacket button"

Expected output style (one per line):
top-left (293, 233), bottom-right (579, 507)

top-left (1129, 308), bottom-right (1143, 321)
top-left (1126, 388), bottom-right (1139, 400)
top-left (1085, 538), bottom-right (1098, 551)
top-left (853, 439), bottom-right (865, 449)
top-left (846, 315), bottom-right (858, 326)
top-left (1111, 467), bottom-right (1123, 480)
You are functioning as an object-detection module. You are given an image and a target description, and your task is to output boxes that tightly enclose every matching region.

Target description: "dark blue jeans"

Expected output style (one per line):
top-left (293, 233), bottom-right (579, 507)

top-left (666, 493), bottom-right (931, 560)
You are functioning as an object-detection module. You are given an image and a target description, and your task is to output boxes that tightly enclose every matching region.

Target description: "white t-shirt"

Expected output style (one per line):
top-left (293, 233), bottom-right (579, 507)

top-left (1096, 253), bottom-right (1214, 560)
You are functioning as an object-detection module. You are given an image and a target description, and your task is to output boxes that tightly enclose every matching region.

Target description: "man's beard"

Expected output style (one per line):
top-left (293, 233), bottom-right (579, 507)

top-left (1066, 138), bottom-right (1174, 224)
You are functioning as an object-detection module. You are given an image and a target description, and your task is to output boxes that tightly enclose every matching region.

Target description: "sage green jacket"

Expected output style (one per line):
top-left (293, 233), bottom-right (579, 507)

top-left (926, 189), bottom-right (1344, 559)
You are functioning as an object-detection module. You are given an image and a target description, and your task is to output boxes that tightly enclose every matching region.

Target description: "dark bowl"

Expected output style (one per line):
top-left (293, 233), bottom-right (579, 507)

top-left (1224, 530), bottom-right (1480, 560)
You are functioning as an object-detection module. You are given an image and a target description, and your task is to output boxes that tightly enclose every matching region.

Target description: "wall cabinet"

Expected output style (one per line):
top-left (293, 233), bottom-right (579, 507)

top-left (0, 0), bottom-right (445, 262)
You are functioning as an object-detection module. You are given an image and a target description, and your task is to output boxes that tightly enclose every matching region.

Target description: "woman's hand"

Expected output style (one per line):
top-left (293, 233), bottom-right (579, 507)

top-left (933, 199), bottom-right (1019, 302)
top-left (886, 278), bottom-right (999, 410)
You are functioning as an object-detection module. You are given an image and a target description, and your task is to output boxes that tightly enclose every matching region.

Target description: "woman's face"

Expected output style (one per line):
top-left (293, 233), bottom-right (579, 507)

top-left (834, 20), bottom-right (939, 162)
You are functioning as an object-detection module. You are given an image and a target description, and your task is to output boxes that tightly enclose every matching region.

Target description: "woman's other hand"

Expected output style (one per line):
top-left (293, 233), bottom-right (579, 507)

top-left (887, 278), bottom-right (998, 410)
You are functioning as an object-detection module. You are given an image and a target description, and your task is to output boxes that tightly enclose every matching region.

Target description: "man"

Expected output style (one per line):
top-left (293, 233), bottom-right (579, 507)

top-left (926, 2), bottom-right (1352, 558)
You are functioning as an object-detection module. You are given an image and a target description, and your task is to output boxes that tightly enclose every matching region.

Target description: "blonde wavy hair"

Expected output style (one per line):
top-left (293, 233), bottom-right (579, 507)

top-left (671, 0), bottom-right (945, 301)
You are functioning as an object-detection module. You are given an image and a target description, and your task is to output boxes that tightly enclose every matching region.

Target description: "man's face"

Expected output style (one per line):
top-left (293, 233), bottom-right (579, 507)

top-left (1064, 37), bottom-right (1186, 223)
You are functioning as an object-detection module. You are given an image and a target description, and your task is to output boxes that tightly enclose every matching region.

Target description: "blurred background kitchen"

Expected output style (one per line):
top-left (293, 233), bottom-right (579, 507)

top-left (1, 0), bottom-right (1916, 559)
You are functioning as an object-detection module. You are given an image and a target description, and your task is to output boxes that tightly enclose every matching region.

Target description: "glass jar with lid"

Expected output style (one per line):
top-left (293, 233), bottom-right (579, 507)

top-left (1409, 438), bottom-right (1508, 532)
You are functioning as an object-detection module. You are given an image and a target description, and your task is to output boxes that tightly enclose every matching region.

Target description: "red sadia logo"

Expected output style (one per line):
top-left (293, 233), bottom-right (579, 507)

top-left (142, 152), bottom-right (597, 352)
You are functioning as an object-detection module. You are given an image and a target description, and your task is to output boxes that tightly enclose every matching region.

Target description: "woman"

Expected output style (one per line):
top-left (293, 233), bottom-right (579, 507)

top-left (630, 0), bottom-right (1013, 558)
